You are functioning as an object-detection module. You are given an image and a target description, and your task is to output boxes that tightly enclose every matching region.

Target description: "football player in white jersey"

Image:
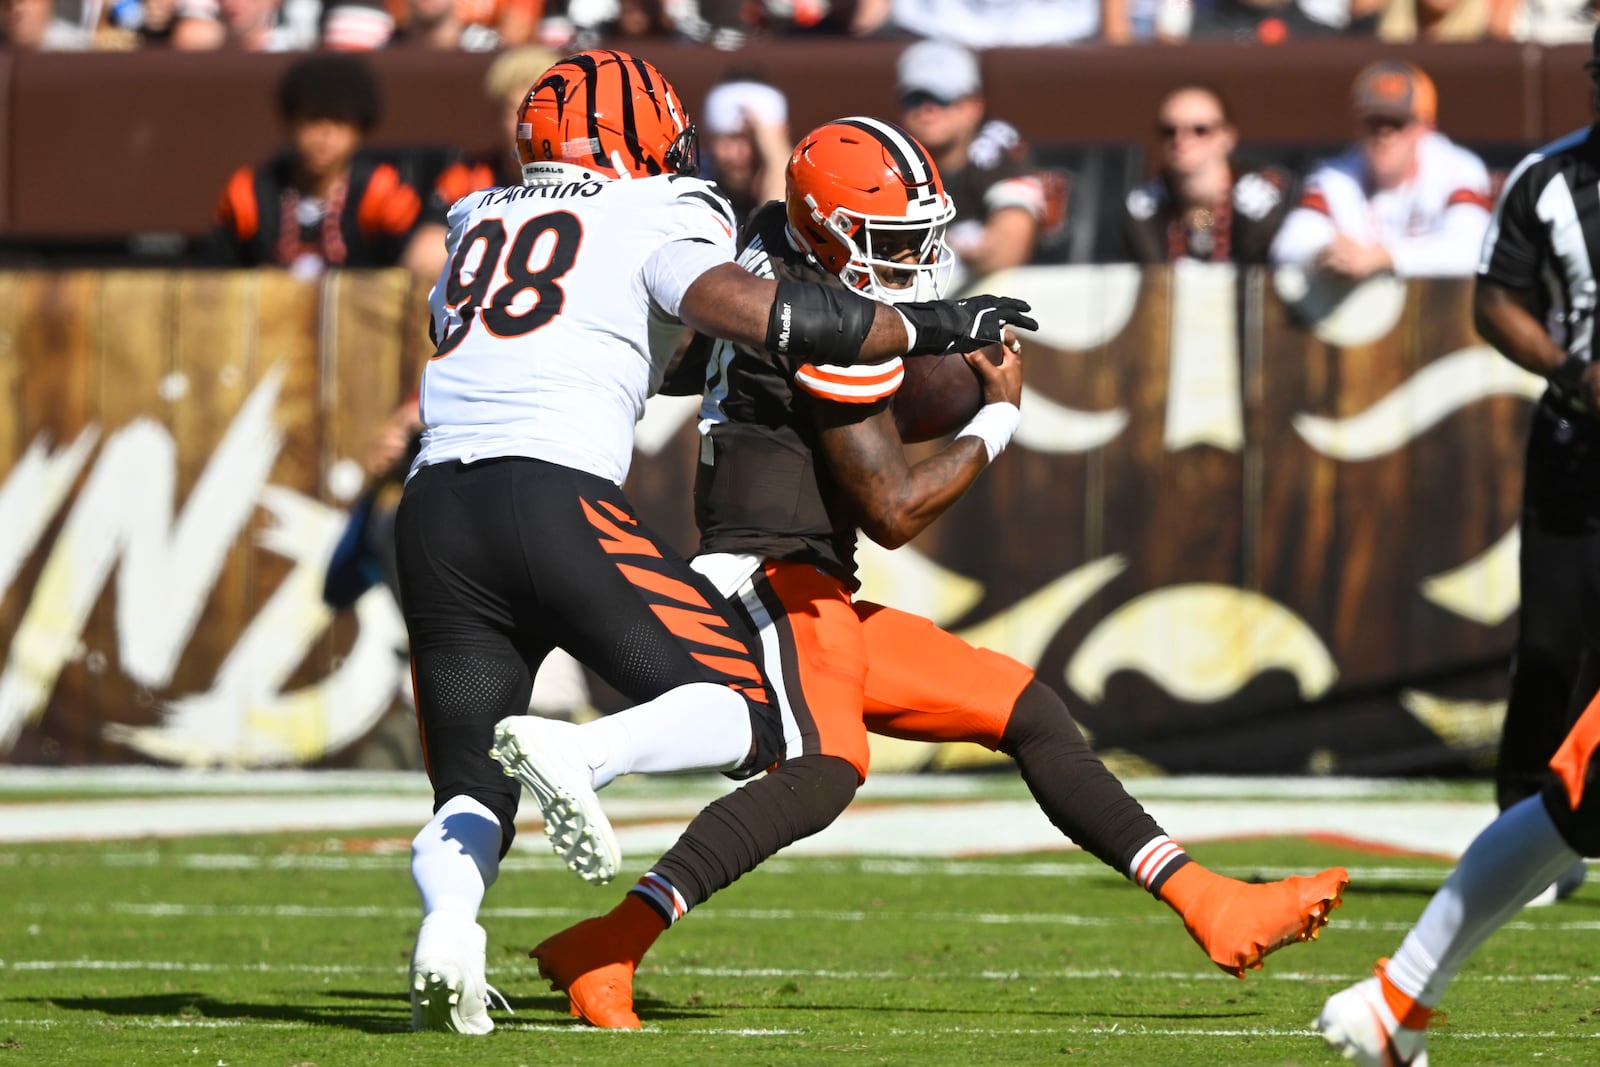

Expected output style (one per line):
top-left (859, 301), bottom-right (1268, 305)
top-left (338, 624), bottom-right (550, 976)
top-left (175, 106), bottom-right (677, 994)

top-left (396, 49), bottom-right (1035, 1035)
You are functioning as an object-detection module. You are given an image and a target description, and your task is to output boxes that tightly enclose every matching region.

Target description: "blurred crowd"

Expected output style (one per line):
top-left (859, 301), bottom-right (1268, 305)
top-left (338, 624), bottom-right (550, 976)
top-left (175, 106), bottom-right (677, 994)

top-left (213, 43), bottom-right (1499, 288)
top-left (4, 0), bottom-right (1598, 52)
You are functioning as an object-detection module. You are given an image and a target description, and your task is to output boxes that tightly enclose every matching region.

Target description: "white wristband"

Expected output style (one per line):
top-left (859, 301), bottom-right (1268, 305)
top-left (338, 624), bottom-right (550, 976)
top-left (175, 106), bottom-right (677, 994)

top-left (956, 401), bottom-right (1021, 463)
top-left (894, 308), bottom-right (918, 353)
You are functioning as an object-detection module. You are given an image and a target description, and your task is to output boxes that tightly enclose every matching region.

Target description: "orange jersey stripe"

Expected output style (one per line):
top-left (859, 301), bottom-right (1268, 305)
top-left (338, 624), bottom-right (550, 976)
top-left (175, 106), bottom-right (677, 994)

top-left (219, 166), bottom-right (259, 239)
top-left (1298, 190), bottom-right (1331, 216)
top-left (794, 360), bottom-right (903, 403)
top-left (1446, 188), bottom-right (1492, 211)
top-left (358, 162), bottom-right (421, 235)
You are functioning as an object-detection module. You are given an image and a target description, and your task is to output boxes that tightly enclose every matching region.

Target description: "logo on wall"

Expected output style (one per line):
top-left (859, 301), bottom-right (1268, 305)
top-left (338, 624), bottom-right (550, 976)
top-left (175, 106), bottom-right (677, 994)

top-left (0, 266), bottom-right (1546, 770)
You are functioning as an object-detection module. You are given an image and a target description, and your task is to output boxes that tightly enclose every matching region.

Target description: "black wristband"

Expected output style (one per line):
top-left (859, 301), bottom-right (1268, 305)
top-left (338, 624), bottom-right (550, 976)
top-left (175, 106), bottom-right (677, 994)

top-left (765, 278), bottom-right (878, 366)
top-left (897, 301), bottom-right (966, 357)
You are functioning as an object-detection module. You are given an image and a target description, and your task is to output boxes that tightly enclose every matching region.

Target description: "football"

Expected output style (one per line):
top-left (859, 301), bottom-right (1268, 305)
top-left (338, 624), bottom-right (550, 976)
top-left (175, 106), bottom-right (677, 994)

top-left (891, 346), bottom-right (1002, 443)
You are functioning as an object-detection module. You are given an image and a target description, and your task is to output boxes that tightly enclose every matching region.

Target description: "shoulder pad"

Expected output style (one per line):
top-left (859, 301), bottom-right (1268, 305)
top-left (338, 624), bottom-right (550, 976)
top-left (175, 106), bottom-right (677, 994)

top-left (1232, 170), bottom-right (1284, 220)
top-left (737, 233), bottom-right (777, 280)
top-left (969, 119), bottom-right (1024, 170)
top-left (675, 181), bottom-right (738, 235)
top-left (1126, 182), bottom-right (1161, 221)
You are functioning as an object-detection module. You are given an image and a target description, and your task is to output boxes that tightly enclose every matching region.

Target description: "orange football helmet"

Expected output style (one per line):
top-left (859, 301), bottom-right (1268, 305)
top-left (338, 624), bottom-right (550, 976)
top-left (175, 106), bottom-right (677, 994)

top-left (785, 116), bottom-right (956, 303)
top-left (516, 50), bottom-right (697, 182)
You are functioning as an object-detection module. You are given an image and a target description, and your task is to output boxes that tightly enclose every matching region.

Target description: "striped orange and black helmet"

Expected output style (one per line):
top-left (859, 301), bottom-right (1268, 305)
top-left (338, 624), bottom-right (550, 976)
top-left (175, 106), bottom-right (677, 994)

top-left (516, 50), bottom-right (697, 181)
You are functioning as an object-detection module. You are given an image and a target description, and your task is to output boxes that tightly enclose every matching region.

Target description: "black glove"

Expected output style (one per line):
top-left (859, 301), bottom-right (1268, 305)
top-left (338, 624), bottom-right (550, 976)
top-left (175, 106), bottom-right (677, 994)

top-left (897, 295), bottom-right (1038, 357)
top-left (1550, 355), bottom-right (1597, 416)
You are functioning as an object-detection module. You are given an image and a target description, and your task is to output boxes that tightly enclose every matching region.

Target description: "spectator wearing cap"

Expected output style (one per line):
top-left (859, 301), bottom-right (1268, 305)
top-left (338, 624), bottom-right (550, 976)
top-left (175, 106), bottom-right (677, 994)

top-left (896, 40), bottom-right (1064, 284)
top-left (211, 54), bottom-right (422, 278)
top-left (701, 75), bottom-right (791, 232)
top-left (1270, 61), bottom-right (1492, 278)
top-left (1106, 84), bottom-right (1292, 264)
top-left (402, 45), bottom-right (559, 278)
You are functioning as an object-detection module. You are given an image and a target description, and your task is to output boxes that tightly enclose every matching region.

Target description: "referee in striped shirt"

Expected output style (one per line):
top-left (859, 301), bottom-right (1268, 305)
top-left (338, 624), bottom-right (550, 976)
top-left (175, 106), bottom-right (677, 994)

top-left (1474, 27), bottom-right (1600, 903)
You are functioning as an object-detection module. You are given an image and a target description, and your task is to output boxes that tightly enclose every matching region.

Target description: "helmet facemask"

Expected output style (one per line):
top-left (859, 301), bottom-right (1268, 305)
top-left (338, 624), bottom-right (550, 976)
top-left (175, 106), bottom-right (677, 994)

top-left (814, 194), bottom-right (957, 304)
top-left (663, 123), bottom-right (700, 177)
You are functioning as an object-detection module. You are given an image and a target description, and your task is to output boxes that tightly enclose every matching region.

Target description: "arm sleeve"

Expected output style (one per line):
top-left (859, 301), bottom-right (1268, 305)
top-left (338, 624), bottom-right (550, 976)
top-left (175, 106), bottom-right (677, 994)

top-left (208, 166), bottom-right (256, 267)
top-left (1269, 179), bottom-right (1339, 268)
top-left (1478, 155), bottom-right (1545, 290)
top-left (1387, 201), bottom-right (1492, 277)
top-left (1267, 167), bottom-right (1344, 268)
top-left (1387, 151), bottom-right (1493, 277)
top-left (640, 239), bottom-right (735, 319)
top-left (639, 182), bottom-right (739, 318)
top-left (982, 173), bottom-right (1049, 224)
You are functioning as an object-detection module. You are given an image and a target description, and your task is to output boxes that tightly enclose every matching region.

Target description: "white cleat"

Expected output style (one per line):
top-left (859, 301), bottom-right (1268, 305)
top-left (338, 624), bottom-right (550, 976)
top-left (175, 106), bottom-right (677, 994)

top-left (409, 913), bottom-right (504, 1035)
top-left (1315, 974), bottom-right (1429, 1067)
top-left (490, 716), bottom-right (621, 885)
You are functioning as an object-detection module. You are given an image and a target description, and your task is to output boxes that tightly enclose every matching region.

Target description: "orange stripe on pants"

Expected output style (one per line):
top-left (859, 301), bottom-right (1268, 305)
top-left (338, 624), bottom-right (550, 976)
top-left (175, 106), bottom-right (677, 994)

top-left (1551, 686), bottom-right (1600, 811)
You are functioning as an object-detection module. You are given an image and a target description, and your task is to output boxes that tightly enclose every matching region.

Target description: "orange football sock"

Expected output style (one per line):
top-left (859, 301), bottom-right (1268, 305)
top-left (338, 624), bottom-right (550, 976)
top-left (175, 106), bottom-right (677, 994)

top-left (1376, 958), bottom-right (1434, 1029)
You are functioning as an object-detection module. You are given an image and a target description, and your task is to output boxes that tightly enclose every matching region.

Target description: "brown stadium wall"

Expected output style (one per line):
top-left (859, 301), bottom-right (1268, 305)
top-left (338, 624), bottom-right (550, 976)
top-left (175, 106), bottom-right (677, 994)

top-left (0, 41), bottom-right (1592, 244)
top-left (0, 266), bottom-right (1531, 777)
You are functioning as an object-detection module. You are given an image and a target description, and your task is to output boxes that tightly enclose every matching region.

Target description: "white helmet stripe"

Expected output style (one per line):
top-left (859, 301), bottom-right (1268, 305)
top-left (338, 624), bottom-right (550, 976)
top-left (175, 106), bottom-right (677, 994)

top-left (834, 115), bottom-right (931, 189)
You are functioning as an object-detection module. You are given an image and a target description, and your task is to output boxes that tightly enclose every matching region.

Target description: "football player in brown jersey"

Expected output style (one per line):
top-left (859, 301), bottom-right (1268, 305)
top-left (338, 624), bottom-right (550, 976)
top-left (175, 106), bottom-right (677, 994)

top-left (495, 116), bottom-right (1349, 1030)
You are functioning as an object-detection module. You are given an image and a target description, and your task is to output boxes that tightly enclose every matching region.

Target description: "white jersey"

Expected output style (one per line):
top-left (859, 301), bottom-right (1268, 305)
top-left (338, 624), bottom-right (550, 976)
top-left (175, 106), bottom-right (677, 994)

top-left (1269, 131), bottom-right (1492, 277)
top-left (416, 173), bottom-right (738, 485)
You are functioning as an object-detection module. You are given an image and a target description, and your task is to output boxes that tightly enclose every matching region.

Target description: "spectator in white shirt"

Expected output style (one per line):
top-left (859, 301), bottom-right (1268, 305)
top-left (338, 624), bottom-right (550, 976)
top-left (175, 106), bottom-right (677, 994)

top-left (1270, 61), bottom-right (1493, 278)
top-left (700, 76), bottom-right (791, 232)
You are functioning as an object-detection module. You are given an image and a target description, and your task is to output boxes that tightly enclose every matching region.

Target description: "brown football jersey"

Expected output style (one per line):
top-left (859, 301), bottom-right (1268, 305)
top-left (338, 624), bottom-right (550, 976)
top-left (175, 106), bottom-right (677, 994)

top-left (691, 200), bottom-right (888, 587)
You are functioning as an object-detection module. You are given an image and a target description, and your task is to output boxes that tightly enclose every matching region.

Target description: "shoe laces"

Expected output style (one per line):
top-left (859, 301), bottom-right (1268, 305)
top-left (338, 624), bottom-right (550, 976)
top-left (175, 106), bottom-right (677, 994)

top-left (485, 982), bottom-right (513, 1015)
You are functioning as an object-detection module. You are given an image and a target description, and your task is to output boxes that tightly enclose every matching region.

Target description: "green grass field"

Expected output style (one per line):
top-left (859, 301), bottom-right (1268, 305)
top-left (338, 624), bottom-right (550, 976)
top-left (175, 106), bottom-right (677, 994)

top-left (3, 806), bottom-right (1600, 1067)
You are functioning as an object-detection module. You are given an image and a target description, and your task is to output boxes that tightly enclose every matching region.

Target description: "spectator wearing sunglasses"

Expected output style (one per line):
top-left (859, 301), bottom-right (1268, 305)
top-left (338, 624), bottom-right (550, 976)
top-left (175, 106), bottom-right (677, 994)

top-left (1270, 61), bottom-right (1492, 279)
top-left (895, 39), bottom-right (1065, 285)
top-left (1106, 85), bottom-right (1290, 264)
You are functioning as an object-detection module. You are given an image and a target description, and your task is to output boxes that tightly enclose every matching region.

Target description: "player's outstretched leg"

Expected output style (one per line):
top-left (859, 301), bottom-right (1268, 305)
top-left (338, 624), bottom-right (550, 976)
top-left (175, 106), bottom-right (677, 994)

top-left (490, 716), bottom-right (621, 885)
top-left (532, 892), bottom-right (668, 1029)
top-left (532, 755), bottom-right (858, 1028)
top-left (1158, 861), bottom-right (1349, 978)
top-left (1315, 958), bottom-right (1431, 1067)
top-left (996, 682), bottom-right (1347, 977)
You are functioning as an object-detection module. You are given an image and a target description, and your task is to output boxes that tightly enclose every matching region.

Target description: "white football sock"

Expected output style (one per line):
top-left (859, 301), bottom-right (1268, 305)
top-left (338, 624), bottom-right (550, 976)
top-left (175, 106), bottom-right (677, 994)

top-left (1386, 795), bottom-right (1580, 1007)
top-left (577, 681), bottom-right (755, 788)
top-left (411, 794), bottom-right (503, 921)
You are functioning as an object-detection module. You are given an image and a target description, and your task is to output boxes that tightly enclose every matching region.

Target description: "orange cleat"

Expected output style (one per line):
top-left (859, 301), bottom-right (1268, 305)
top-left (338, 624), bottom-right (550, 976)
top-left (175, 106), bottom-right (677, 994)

top-left (1161, 863), bottom-right (1350, 978)
top-left (531, 894), bottom-right (667, 1029)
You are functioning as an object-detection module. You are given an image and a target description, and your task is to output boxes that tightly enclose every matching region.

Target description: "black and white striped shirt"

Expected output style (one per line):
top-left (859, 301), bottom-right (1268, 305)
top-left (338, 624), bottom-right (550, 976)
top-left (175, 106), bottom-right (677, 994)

top-left (1479, 125), bottom-right (1600, 362)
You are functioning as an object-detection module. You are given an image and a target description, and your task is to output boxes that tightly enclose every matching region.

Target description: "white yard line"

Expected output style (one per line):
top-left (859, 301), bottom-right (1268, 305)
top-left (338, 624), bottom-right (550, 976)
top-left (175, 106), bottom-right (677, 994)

top-left (16, 899), bottom-right (1600, 935)
top-left (0, 767), bottom-right (1474, 800)
top-left (0, 1013), bottom-right (1592, 1043)
top-left (55, 852), bottom-right (1461, 882)
top-left (0, 792), bottom-right (1500, 859)
top-left (2, 959), bottom-right (1595, 985)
